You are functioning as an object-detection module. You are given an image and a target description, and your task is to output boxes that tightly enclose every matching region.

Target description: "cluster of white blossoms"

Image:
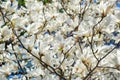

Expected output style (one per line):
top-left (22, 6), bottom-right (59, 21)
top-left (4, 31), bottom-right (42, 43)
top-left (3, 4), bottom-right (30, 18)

top-left (0, 0), bottom-right (120, 80)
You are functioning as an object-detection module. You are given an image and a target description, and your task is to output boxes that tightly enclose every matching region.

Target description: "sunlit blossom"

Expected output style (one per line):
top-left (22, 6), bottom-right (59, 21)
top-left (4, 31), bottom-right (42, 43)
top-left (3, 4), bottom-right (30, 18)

top-left (0, 0), bottom-right (120, 80)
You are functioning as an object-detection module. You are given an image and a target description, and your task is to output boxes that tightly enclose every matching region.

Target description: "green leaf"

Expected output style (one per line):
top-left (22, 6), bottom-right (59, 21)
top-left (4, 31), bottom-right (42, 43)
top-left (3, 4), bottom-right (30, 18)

top-left (20, 30), bottom-right (27, 36)
top-left (59, 8), bottom-right (64, 13)
top-left (43, 0), bottom-right (52, 5)
top-left (98, 33), bottom-right (101, 38)
top-left (0, 39), bottom-right (4, 44)
top-left (18, 0), bottom-right (25, 5)
top-left (98, 32), bottom-right (102, 38)
top-left (18, 0), bottom-right (26, 9)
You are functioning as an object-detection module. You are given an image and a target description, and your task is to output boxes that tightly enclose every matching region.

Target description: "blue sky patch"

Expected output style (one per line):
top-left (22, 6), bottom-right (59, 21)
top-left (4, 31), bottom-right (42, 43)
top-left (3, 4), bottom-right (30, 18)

top-left (116, 2), bottom-right (120, 8)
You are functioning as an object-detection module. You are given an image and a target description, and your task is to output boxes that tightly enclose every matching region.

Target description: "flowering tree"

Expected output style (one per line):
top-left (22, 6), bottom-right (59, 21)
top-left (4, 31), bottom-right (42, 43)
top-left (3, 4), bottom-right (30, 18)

top-left (0, 0), bottom-right (120, 80)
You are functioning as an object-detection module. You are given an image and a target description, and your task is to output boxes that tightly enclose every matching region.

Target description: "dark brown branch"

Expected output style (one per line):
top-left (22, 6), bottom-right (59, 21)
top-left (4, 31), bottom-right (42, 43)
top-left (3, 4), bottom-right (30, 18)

top-left (0, 6), bottom-right (6, 23)
top-left (89, 17), bottom-right (104, 62)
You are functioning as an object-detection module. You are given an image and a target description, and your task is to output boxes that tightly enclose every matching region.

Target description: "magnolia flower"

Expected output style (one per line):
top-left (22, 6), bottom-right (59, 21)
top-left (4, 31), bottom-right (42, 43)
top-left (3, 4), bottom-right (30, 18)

top-left (0, 26), bottom-right (12, 40)
top-left (109, 50), bottom-right (120, 70)
top-left (3, 0), bottom-right (15, 12)
top-left (98, 1), bottom-right (114, 17)
top-left (0, 63), bottom-right (17, 77)
top-left (72, 59), bottom-right (87, 78)
top-left (11, 14), bottom-right (20, 28)
top-left (0, 0), bottom-right (120, 80)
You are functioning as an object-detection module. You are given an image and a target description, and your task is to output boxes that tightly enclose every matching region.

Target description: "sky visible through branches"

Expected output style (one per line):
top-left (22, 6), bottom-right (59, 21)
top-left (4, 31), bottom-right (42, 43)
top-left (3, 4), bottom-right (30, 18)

top-left (0, 0), bottom-right (120, 80)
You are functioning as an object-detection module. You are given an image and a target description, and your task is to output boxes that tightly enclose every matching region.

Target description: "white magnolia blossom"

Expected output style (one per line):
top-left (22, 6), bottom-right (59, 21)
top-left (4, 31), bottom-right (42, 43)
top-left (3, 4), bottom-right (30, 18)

top-left (0, 0), bottom-right (120, 80)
